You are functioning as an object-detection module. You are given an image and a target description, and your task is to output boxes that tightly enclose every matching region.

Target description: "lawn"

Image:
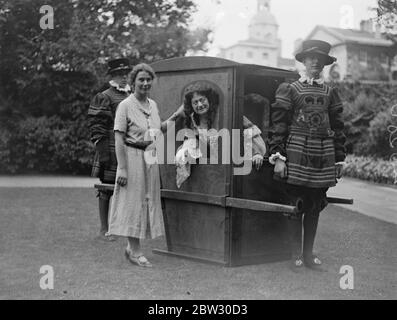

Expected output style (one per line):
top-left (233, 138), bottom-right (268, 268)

top-left (0, 187), bottom-right (396, 300)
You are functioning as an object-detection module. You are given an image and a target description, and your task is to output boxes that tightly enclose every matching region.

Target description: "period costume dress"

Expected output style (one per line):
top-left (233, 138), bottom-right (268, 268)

top-left (88, 58), bottom-right (132, 210)
top-left (175, 114), bottom-right (266, 188)
top-left (269, 78), bottom-right (346, 188)
top-left (107, 94), bottom-right (165, 239)
top-left (88, 83), bottom-right (131, 184)
top-left (269, 40), bottom-right (346, 268)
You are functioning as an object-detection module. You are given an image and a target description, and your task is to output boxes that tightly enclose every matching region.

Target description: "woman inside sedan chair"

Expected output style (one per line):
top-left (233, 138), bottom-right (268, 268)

top-left (175, 80), bottom-right (267, 188)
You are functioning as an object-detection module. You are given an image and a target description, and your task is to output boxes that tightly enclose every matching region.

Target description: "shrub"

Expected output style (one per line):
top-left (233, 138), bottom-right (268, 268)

top-left (0, 115), bottom-right (94, 174)
top-left (365, 110), bottom-right (397, 158)
top-left (344, 155), bottom-right (397, 185)
top-left (335, 82), bottom-right (397, 158)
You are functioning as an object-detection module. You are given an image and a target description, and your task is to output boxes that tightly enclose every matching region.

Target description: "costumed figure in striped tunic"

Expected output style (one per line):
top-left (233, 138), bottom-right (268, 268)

top-left (269, 40), bottom-right (346, 270)
top-left (87, 58), bottom-right (132, 241)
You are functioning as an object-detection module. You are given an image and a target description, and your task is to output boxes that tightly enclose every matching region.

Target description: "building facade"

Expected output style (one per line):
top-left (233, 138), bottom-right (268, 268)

top-left (299, 21), bottom-right (397, 82)
top-left (219, 0), bottom-right (295, 70)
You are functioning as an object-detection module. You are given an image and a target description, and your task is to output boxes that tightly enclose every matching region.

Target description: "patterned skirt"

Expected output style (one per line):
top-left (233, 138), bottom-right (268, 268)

top-left (91, 130), bottom-right (117, 184)
top-left (285, 134), bottom-right (336, 188)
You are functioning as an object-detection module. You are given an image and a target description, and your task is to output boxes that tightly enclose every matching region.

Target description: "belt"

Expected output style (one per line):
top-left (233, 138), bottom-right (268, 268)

top-left (289, 126), bottom-right (335, 138)
top-left (125, 141), bottom-right (148, 150)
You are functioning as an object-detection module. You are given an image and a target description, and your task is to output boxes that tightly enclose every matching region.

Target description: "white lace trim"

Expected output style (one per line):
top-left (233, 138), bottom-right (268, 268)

top-left (109, 80), bottom-right (131, 93)
top-left (269, 152), bottom-right (287, 165)
top-left (298, 70), bottom-right (324, 85)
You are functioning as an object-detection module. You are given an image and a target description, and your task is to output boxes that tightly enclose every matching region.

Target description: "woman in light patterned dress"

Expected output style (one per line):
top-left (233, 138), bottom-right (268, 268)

top-left (107, 63), bottom-right (184, 267)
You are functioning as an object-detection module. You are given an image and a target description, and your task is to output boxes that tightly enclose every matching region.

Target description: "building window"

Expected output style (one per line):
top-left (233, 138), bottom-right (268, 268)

top-left (263, 53), bottom-right (269, 60)
top-left (359, 50), bottom-right (367, 63)
top-left (380, 53), bottom-right (388, 64)
top-left (247, 51), bottom-right (253, 58)
top-left (393, 71), bottom-right (397, 81)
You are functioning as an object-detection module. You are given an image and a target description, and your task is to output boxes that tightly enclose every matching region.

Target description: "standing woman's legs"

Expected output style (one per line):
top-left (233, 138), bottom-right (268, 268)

top-left (127, 237), bottom-right (141, 255)
top-left (288, 214), bottom-right (303, 265)
top-left (302, 189), bottom-right (327, 266)
top-left (302, 206), bottom-right (320, 258)
top-left (286, 186), bottom-right (304, 267)
top-left (98, 191), bottom-right (110, 232)
top-left (98, 190), bottom-right (115, 241)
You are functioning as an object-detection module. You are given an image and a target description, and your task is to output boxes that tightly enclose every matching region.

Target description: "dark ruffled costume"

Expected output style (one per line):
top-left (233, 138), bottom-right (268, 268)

top-left (269, 80), bottom-right (346, 188)
top-left (88, 87), bottom-right (130, 184)
top-left (269, 79), bottom-right (347, 264)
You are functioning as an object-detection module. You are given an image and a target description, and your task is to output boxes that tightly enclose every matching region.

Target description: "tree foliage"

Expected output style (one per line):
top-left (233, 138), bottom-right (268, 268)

top-left (0, 0), bottom-right (212, 120)
top-left (377, 0), bottom-right (397, 43)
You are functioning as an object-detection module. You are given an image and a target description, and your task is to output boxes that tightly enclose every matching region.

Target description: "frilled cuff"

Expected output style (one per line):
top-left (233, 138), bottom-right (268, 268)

top-left (269, 152), bottom-right (287, 165)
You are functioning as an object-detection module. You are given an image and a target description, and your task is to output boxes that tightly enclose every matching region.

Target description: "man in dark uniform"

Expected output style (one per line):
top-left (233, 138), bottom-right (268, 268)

top-left (88, 58), bottom-right (132, 241)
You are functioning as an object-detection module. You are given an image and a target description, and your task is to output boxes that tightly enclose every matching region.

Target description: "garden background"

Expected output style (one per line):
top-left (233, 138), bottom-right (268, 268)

top-left (1, 0), bottom-right (396, 185)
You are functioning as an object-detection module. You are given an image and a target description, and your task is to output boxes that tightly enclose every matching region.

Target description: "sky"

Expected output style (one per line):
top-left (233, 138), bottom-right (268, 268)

top-left (191, 0), bottom-right (379, 58)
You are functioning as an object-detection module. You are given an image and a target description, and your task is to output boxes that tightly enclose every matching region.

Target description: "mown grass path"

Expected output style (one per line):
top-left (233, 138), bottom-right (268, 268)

top-left (0, 187), bottom-right (396, 299)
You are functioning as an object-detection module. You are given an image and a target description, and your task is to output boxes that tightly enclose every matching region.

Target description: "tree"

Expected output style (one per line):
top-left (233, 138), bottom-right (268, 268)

top-left (0, 0), bottom-right (212, 120)
top-left (377, 0), bottom-right (397, 43)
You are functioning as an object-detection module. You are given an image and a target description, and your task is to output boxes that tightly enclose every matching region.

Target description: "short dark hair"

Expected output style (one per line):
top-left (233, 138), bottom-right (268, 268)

top-left (129, 63), bottom-right (155, 85)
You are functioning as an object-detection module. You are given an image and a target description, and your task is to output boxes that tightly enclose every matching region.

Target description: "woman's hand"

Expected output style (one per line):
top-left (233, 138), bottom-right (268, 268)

top-left (174, 104), bottom-right (185, 119)
top-left (252, 154), bottom-right (264, 171)
top-left (274, 159), bottom-right (287, 178)
top-left (161, 104), bottom-right (186, 132)
top-left (335, 163), bottom-right (343, 179)
top-left (117, 168), bottom-right (128, 186)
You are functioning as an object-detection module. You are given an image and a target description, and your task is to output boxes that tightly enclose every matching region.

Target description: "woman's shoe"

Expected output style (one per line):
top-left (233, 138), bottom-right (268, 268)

top-left (304, 254), bottom-right (325, 271)
top-left (124, 249), bottom-right (153, 268)
top-left (98, 232), bottom-right (116, 242)
top-left (290, 255), bottom-right (305, 272)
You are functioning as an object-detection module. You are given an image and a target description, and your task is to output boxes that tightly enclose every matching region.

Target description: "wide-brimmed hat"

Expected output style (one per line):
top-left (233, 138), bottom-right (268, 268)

top-left (107, 58), bottom-right (132, 75)
top-left (295, 40), bottom-right (337, 66)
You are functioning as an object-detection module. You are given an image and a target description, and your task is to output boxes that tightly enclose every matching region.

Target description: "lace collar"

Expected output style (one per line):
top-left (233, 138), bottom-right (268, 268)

top-left (109, 80), bottom-right (131, 93)
top-left (298, 71), bottom-right (324, 86)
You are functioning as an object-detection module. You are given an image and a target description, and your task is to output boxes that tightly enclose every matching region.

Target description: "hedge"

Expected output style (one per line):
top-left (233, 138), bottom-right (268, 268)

top-left (0, 115), bottom-right (94, 174)
top-left (336, 82), bottom-right (397, 159)
top-left (343, 154), bottom-right (397, 185)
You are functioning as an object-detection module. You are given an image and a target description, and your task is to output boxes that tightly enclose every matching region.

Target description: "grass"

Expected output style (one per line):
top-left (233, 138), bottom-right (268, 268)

top-left (0, 187), bottom-right (396, 300)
